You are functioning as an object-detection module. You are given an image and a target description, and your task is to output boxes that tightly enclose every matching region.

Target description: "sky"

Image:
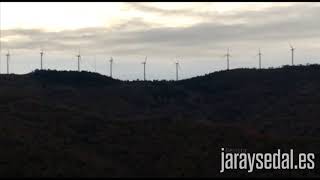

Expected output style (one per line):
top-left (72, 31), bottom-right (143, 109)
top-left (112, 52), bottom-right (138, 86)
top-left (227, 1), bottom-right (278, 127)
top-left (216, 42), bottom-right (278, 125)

top-left (1, 2), bottom-right (320, 80)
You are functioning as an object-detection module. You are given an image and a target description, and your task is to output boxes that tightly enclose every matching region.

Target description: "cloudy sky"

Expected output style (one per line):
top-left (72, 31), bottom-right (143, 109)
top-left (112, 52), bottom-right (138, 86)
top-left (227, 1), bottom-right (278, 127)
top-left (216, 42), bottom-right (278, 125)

top-left (1, 2), bottom-right (320, 80)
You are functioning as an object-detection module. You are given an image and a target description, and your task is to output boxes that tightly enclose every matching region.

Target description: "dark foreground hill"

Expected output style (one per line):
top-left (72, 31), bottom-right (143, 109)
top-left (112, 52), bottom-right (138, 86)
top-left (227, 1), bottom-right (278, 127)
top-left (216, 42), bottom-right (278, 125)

top-left (0, 66), bottom-right (319, 177)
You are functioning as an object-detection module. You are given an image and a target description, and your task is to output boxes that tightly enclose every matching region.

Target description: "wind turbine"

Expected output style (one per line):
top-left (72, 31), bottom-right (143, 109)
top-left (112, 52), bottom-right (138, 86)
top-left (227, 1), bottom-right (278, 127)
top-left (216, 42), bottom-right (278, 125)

top-left (76, 50), bottom-right (81, 72)
top-left (40, 48), bottom-right (44, 70)
top-left (258, 48), bottom-right (262, 69)
top-left (224, 48), bottom-right (231, 70)
top-left (142, 56), bottom-right (147, 81)
top-left (6, 50), bottom-right (10, 74)
top-left (94, 55), bottom-right (97, 73)
top-left (175, 59), bottom-right (181, 81)
top-left (289, 43), bottom-right (295, 65)
top-left (109, 57), bottom-right (113, 78)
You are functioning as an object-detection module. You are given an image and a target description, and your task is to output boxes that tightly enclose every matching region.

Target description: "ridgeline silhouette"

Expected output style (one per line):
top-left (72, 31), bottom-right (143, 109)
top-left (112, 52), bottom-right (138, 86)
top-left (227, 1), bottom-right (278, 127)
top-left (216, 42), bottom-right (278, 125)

top-left (0, 65), bottom-right (319, 177)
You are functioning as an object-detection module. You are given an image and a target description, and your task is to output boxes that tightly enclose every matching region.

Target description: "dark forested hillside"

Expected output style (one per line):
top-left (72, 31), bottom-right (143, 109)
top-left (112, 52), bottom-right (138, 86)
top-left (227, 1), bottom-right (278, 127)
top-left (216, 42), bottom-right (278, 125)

top-left (0, 65), bottom-right (319, 177)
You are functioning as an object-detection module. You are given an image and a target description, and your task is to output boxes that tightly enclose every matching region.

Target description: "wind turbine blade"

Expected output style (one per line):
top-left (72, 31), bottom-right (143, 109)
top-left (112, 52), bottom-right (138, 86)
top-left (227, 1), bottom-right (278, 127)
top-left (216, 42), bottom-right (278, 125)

top-left (145, 56), bottom-right (147, 63)
top-left (288, 42), bottom-right (293, 49)
top-left (178, 64), bottom-right (182, 70)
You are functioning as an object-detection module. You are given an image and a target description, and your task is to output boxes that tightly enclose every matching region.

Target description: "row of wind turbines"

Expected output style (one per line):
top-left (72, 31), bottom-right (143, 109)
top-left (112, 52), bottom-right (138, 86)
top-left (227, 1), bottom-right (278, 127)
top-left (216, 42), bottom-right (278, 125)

top-left (2, 44), bottom-right (295, 81)
top-left (223, 44), bottom-right (295, 71)
top-left (3, 49), bottom-right (182, 81)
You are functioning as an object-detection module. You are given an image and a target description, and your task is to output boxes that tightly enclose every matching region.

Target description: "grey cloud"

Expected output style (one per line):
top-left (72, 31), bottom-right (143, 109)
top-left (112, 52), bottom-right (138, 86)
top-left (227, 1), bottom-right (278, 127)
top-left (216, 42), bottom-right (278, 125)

top-left (128, 3), bottom-right (320, 26)
top-left (2, 3), bottom-right (320, 57)
top-left (127, 3), bottom-right (214, 18)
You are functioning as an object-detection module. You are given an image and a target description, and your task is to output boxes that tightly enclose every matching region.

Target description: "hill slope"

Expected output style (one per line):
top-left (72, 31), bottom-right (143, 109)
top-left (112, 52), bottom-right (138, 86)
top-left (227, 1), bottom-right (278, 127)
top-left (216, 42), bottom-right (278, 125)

top-left (0, 66), bottom-right (319, 177)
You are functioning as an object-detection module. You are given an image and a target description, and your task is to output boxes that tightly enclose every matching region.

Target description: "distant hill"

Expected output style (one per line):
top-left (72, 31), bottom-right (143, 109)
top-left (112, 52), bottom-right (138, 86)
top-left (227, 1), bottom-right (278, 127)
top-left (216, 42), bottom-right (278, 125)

top-left (0, 65), bottom-right (319, 177)
top-left (30, 69), bottom-right (121, 87)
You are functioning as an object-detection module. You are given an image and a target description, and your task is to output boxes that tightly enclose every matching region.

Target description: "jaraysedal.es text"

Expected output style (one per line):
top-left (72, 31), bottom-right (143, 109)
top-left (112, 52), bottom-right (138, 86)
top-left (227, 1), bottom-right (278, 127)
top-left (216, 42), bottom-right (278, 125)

top-left (220, 148), bottom-right (315, 173)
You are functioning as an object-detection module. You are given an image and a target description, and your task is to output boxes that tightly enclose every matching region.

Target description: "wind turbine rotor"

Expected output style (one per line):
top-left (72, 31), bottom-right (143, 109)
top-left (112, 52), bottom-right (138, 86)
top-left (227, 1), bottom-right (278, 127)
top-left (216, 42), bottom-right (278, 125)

top-left (289, 43), bottom-right (295, 50)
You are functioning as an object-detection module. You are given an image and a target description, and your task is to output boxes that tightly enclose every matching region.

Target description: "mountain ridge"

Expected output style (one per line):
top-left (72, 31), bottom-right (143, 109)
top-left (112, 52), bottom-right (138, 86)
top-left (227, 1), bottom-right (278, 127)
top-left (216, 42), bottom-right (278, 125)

top-left (0, 64), bottom-right (319, 177)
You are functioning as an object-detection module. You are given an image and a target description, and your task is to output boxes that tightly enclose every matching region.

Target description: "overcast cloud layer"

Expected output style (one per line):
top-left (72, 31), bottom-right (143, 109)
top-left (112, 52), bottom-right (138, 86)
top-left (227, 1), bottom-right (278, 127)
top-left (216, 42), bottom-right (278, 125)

top-left (1, 2), bottom-right (320, 80)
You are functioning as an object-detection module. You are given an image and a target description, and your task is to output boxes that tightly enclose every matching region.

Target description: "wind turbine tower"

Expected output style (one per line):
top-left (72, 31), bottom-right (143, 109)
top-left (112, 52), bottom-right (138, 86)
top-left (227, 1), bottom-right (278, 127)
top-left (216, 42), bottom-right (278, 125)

top-left (6, 50), bottom-right (10, 74)
top-left (76, 50), bottom-right (81, 72)
top-left (40, 48), bottom-right (44, 70)
top-left (175, 60), bottom-right (181, 81)
top-left (258, 48), bottom-right (262, 69)
top-left (224, 48), bottom-right (231, 70)
top-left (142, 56), bottom-right (147, 81)
top-left (94, 55), bottom-right (97, 73)
top-left (109, 57), bottom-right (113, 78)
top-left (175, 61), bottom-right (179, 81)
top-left (290, 44), bottom-right (295, 65)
